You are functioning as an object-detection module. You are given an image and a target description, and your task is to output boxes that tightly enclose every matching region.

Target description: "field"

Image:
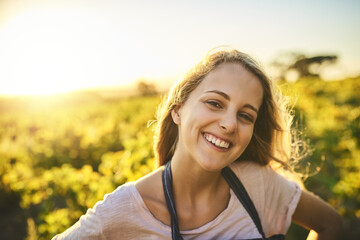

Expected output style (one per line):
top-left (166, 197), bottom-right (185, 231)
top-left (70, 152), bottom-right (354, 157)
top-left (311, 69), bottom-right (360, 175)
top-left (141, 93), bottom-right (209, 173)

top-left (0, 77), bottom-right (359, 239)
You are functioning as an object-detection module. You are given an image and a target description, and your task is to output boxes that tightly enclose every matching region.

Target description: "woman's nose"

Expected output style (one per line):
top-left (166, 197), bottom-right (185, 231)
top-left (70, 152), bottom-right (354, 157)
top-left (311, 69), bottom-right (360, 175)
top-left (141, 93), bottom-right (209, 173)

top-left (219, 113), bottom-right (237, 133)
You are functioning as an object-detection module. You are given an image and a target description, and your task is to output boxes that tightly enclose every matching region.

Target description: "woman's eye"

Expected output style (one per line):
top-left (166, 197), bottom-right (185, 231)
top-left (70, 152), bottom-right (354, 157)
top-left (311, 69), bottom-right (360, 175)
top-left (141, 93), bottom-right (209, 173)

top-left (206, 101), bottom-right (222, 108)
top-left (239, 113), bottom-right (254, 123)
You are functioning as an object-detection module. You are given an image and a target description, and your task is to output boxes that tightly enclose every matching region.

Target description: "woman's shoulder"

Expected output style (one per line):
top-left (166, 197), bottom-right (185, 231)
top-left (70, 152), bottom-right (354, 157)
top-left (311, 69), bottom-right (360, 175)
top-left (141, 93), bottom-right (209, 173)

top-left (51, 182), bottom-right (141, 239)
top-left (229, 160), bottom-right (270, 179)
top-left (134, 166), bottom-right (164, 194)
top-left (99, 167), bottom-right (164, 209)
top-left (102, 181), bottom-right (137, 204)
top-left (134, 167), bottom-right (164, 205)
top-left (229, 160), bottom-right (302, 236)
top-left (134, 167), bottom-right (170, 226)
top-left (229, 160), bottom-right (300, 191)
top-left (91, 181), bottom-right (140, 218)
top-left (228, 160), bottom-right (301, 211)
top-left (230, 159), bottom-right (266, 170)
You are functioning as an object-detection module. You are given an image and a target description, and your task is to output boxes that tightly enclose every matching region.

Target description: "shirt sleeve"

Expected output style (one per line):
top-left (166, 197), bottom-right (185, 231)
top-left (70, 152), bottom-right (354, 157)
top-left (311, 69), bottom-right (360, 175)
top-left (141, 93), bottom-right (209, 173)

top-left (259, 165), bottom-right (302, 236)
top-left (232, 161), bottom-right (302, 237)
top-left (51, 207), bottom-right (106, 240)
top-left (51, 200), bottom-right (108, 240)
top-left (51, 183), bottom-right (133, 240)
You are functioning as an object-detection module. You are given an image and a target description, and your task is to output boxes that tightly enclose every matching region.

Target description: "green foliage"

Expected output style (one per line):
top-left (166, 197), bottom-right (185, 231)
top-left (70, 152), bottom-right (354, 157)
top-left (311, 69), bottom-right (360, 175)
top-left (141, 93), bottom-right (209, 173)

top-left (0, 95), bottom-right (159, 239)
top-left (0, 77), bottom-right (359, 239)
top-left (281, 77), bottom-right (360, 238)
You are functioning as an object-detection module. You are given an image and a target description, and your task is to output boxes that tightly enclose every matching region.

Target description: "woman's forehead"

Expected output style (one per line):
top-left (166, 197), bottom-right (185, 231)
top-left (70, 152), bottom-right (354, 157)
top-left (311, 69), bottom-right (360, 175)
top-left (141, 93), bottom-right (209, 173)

top-left (188, 63), bottom-right (263, 106)
top-left (201, 63), bottom-right (261, 91)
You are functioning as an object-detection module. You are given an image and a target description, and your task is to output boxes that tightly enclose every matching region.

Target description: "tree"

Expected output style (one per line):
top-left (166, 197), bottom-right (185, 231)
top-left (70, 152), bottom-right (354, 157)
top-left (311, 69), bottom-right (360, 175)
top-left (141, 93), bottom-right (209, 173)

top-left (270, 52), bottom-right (338, 81)
top-left (136, 80), bottom-right (158, 96)
top-left (288, 55), bottom-right (338, 78)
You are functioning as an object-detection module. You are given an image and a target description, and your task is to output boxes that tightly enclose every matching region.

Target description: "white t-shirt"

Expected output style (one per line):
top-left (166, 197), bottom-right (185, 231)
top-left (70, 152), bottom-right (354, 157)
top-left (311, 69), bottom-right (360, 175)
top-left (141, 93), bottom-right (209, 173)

top-left (52, 161), bottom-right (301, 240)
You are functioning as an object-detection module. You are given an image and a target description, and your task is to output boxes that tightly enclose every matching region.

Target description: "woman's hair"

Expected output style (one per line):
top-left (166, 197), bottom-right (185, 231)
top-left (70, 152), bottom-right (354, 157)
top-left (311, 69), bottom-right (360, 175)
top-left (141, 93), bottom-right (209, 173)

top-left (154, 47), bottom-right (296, 169)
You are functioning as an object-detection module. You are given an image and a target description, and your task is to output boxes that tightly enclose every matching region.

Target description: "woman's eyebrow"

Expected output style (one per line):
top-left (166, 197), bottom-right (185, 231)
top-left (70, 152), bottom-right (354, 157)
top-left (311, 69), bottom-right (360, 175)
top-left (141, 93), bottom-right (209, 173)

top-left (205, 90), bottom-right (258, 114)
top-left (205, 90), bottom-right (230, 100)
top-left (244, 104), bottom-right (258, 114)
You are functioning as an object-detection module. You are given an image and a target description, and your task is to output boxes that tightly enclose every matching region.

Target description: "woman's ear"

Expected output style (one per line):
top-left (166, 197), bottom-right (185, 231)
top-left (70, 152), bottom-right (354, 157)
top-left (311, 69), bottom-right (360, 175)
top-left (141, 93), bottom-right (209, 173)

top-left (171, 105), bottom-right (181, 125)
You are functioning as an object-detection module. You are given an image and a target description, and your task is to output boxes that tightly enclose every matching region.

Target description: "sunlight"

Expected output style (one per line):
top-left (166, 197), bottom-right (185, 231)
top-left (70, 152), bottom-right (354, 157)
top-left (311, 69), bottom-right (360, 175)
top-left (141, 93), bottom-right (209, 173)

top-left (0, 8), bottom-right (85, 95)
top-left (5, 41), bottom-right (82, 95)
top-left (0, 5), bottom-right (154, 96)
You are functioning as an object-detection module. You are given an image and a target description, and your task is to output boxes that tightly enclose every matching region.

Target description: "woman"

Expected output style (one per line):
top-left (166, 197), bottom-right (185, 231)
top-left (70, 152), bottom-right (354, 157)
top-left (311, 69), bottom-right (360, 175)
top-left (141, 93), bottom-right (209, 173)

top-left (53, 48), bottom-right (342, 239)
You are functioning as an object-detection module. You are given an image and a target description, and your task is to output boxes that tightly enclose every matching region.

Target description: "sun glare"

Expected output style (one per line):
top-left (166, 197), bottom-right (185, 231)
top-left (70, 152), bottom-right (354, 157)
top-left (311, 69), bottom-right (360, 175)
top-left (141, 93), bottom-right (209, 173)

top-left (0, 8), bottom-right (84, 95)
top-left (0, 4), bottom-right (153, 96)
top-left (5, 41), bottom-right (84, 95)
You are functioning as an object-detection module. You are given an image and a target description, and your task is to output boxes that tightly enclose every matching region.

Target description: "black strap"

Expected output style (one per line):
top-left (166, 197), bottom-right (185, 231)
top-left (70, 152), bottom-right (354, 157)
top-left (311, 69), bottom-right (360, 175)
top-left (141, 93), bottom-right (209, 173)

top-left (162, 161), bottom-right (184, 240)
top-left (221, 166), bottom-right (266, 240)
top-left (162, 161), bottom-right (284, 240)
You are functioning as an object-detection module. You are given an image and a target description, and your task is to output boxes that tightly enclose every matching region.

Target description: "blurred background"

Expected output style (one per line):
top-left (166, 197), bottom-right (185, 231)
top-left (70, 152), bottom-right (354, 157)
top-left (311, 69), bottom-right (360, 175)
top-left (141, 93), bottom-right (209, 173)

top-left (0, 0), bottom-right (359, 239)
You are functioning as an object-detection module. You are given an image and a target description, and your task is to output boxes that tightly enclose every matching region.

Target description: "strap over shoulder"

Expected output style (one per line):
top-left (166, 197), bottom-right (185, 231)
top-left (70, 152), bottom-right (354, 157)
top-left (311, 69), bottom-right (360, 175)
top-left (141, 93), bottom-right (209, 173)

top-left (162, 161), bottom-right (183, 240)
top-left (221, 166), bottom-right (285, 240)
top-left (162, 161), bottom-right (285, 240)
top-left (222, 166), bottom-right (266, 239)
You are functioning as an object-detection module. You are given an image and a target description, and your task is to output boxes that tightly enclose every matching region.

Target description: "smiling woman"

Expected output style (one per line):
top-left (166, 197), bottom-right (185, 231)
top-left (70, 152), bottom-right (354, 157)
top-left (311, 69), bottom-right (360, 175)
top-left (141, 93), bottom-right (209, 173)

top-left (52, 47), bottom-right (342, 240)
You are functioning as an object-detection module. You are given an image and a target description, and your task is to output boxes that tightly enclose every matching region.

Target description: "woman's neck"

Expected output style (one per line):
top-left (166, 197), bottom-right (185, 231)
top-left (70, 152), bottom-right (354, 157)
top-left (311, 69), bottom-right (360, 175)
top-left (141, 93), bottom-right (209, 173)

top-left (170, 152), bottom-right (228, 205)
top-left (168, 152), bottom-right (231, 230)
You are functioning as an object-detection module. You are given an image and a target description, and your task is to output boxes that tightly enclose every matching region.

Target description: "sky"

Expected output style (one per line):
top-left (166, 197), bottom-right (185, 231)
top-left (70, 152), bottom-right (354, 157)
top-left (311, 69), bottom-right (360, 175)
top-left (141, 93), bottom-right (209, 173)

top-left (0, 0), bottom-right (359, 96)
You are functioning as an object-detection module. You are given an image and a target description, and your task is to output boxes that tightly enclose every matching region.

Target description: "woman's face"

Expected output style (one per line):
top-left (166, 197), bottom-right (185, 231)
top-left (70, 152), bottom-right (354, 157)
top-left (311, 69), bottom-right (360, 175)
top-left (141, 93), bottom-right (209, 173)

top-left (172, 62), bottom-right (263, 171)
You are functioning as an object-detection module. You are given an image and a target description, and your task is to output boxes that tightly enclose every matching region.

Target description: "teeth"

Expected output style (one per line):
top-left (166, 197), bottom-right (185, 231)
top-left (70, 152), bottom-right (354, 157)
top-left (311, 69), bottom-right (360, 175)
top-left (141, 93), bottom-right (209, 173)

top-left (204, 133), bottom-right (230, 149)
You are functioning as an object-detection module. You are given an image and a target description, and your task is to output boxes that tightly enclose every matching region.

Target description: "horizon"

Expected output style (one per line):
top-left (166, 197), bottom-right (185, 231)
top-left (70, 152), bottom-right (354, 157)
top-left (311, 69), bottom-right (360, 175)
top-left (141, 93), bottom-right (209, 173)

top-left (1, 0), bottom-right (359, 96)
top-left (0, 75), bottom-right (357, 99)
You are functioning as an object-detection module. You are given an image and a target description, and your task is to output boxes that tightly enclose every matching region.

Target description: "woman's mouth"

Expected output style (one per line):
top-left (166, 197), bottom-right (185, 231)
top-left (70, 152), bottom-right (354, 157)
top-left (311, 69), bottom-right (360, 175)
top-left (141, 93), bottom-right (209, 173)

top-left (203, 133), bottom-right (231, 149)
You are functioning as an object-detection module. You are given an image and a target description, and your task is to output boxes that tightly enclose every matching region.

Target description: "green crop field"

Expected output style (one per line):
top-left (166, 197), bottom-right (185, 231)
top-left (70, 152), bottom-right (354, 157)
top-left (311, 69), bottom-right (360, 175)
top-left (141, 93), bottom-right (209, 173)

top-left (0, 77), bottom-right (359, 239)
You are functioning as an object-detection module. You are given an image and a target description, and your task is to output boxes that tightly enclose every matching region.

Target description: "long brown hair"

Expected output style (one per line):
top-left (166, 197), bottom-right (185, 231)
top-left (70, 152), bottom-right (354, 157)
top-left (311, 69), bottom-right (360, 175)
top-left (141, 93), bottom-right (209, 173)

top-left (154, 48), bottom-right (294, 169)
